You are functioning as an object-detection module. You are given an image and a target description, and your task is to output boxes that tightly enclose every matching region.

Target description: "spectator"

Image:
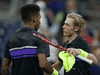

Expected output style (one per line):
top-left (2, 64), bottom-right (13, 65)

top-left (36, 0), bottom-right (60, 38)
top-left (35, 0), bottom-right (49, 33)
top-left (80, 20), bottom-right (93, 47)
top-left (42, 30), bottom-right (59, 65)
top-left (92, 29), bottom-right (100, 48)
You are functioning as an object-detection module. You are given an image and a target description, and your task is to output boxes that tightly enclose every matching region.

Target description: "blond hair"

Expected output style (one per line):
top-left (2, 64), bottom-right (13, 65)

top-left (67, 13), bottom-right (84, 34)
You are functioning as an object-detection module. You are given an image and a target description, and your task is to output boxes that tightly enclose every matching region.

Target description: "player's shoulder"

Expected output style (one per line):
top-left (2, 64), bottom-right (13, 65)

top-left (34, 31), bottom-right (47, 38)
top-left (78, 36), bottom-right (90, 45)
top-left (7, 29), bottom-right (24, 42)
top-left (7, 32), bottom-right (18, 42)
top-left (63, 41), bottom-right (68, 44)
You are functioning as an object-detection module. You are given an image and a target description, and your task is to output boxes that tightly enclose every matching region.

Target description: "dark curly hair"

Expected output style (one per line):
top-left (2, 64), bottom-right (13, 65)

top-left (20, 3), bottom-right (40, 23)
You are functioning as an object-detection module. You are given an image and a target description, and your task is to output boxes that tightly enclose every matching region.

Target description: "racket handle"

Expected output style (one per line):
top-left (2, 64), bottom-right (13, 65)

top-left (76, 55), bottom-right (93, 64)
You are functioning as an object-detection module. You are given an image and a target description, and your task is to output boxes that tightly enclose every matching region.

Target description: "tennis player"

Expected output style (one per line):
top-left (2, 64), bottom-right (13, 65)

top-left (52, 13), bottom-right (98, 75)
top-left (2, 4), bottom-right (59, 75)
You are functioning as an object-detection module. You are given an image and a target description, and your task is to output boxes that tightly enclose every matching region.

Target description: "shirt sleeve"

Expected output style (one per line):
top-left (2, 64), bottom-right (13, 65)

top-left (4, 39), bottom-right (11, 59)
top-left (37, 34), bottom-right (50, 57)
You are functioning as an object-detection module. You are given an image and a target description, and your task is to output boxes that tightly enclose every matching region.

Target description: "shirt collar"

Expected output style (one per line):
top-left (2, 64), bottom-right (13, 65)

top-left (67, 34), bottom-right (81, 45)
top-left (21, 27), bottom-right (35, 31)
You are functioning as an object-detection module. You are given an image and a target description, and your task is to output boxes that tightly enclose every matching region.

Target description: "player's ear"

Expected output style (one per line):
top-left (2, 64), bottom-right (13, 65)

top-left (31, 16), bottom-right (36, 23)
top-left (75, 26), bottom-right (79, 32)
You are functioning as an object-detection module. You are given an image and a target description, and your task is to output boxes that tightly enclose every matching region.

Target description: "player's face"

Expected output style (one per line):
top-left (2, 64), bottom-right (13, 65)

top-left (35, 13), bottom-right (41, 31)
top-left (62, 18), bottom-right (75, 37)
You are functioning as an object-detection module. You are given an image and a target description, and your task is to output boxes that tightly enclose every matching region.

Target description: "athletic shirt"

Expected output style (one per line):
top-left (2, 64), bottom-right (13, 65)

top-left (58, 34), bottom-right (92, 75)
top-left (4, 27), bottom-right (50, 75)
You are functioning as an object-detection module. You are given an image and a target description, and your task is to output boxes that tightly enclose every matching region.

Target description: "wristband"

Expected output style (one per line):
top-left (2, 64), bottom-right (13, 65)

top-left (51, 68), bottom-right (59, 75)
top-left (78, 49), bottom-right (88, 58)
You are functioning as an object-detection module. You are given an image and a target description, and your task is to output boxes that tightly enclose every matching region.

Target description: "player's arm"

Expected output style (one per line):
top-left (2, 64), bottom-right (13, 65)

top-left (82, 42), bottom-right (98, 65)
top-left (38, 54), bottom-right (53, 74)
top-left (37, 34), bottom-right (59, 74)
top-left (78, 49), bottom-right (98, 65)
top-left (86, 53), bottom-right (98, 65)
top-left (67, 48), bottom-right (98, 65)
top-left (2, 58), bottom-right (11, 75)
top-left (43, 59), bottom-right (63, 75)
top-left (52, 60), bottom-right (63, 71)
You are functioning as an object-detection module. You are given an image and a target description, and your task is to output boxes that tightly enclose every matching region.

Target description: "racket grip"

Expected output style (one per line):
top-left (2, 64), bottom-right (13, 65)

top-left (76, 55), bottom-right (93, 64)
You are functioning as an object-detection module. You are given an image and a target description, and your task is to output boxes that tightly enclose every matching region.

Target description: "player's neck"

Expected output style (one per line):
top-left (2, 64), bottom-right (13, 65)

top-left (68, 33), bottom-right (78, 43)
top-left (24, 23), bottom-right (35, 30)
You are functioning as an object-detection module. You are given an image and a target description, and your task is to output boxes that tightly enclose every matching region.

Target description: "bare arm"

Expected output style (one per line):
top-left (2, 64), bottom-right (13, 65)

top-left (87, 53), bottom-right (98, 65)
top-left (38, 54), bottom-right (53, 74)
top-left (2, 58), bottom-right (11, 75)
top-left (67, 48), bottom-right (98, 65)
top-left (52, 60), bottom-right (63, 71)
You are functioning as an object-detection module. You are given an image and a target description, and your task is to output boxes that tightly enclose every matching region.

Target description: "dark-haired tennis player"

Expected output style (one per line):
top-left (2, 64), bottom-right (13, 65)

top-left (2, 4), bottom-right (59, 75)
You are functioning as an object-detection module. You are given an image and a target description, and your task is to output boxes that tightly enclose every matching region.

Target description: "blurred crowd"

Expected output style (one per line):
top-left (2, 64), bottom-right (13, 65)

top-left (0, 0), bottom-right (100, 75)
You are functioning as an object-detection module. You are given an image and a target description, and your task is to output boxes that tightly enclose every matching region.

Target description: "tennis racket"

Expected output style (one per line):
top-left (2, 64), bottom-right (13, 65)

top-left (33, 33), bottom-right (93, 64)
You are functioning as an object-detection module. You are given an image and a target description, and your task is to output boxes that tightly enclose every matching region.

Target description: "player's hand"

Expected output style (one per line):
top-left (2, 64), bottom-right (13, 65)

top-left (67, 48), bottom-right (81, 57)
